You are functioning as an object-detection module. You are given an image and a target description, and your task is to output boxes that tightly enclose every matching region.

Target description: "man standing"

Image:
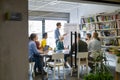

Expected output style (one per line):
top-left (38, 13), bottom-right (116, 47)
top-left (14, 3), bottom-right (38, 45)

top-left (54, 22), bottom-right (67, 45)
top-left (54, 22), bottom-right (61, 45)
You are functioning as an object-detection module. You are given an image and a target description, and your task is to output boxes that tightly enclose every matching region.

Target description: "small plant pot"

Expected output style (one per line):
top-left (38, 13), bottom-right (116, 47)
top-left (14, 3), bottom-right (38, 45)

top-left (116, 56), bottom-right (120, 72)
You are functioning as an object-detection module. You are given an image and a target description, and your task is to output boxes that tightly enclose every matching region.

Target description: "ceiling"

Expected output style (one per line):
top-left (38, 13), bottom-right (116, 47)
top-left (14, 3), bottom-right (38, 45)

top-left (28, 0), bottom-right (120, 20)
top-left (28, 0), bottom-right (86, 13)
top-left (28, 0), bottom-right (120, 13)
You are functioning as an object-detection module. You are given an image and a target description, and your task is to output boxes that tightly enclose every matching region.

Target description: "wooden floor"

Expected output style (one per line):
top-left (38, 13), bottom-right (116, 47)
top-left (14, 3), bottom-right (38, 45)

top-left (29, 65), bottom-right (119, 80)
top-left (29, 53), bottom-right (120, 80)
top-left (29, 67), bottom-right (87, 80)
top-left (29, 54), bottom-right (120, 80)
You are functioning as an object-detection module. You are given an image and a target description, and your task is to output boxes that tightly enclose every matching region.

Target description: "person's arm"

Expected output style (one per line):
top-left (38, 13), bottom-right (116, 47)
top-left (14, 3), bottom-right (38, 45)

top-left (88, 41), bottom-right (92, 53)
top-left (63, 33), bottom-right (67, 36)
top-left (31, 42), bottom-right (41, 56)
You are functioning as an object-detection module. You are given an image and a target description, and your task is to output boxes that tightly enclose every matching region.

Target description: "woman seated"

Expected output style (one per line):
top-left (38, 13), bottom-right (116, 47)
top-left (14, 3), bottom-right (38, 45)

top-left (56, 36), bottom-right (69, 67)
top-left (86, 33), bottom-right (92, 45)
top-left (28, 33), bottom-right (46, 75)
top-left (56, 36), bottom-right (65, 52)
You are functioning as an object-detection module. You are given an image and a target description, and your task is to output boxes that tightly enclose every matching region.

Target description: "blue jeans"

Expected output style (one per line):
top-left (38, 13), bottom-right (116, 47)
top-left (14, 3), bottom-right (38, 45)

top-left (56, 39), bottom-right (59, 45)
top-left (33, 56), bottom-right (44, 72)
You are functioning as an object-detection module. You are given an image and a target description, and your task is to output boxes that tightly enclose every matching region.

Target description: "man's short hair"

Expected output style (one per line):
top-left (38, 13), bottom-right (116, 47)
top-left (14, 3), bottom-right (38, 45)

top-left (56, 22), bottom-right (61, 26)
top-left (77, 33), bottom-right (81, 38)
top-left (86, 33), bottom-right (91, 38)
top-left (43, 32), bottom-right (47, 38)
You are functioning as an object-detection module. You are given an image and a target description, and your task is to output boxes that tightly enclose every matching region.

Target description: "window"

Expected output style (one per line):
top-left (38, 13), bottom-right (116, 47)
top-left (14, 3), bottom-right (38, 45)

top-left (28, 20), bottom-right (42, 40)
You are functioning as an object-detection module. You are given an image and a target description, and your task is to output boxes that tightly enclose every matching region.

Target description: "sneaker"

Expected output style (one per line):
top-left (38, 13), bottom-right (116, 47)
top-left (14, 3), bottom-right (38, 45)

top-left (35, 71), bottom-right (41, 76)
top-left (64, 63), bottom-right (69, 68)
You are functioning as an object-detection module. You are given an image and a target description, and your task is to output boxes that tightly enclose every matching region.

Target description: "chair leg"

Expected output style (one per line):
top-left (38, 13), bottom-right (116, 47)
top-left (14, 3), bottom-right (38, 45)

top-left (32, 62), bottom-right (35, 77)
top-left (78, 65), bottom-right (80, 79)
top-left (29, 62), bottom-right (34, 76)
top-left (95, 62), bottom-right (96, 74)
top-left (47, 65), bottom-right (49, 78)
top-left (71, 67), bottom-right (73, 76)
top-left (63, 65), bottom-right (65, 79)
top-left (54, 66), bottom-right (55, 80)
top-left (58, 66), bottom-right (60, 77)
top-left (86, 64), bottom-right (88, 74)
top-left (29, 63), bottom-right (31, 76)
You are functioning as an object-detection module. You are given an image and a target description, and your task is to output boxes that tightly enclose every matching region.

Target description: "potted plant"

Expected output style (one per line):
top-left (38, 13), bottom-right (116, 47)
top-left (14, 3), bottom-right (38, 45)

top-left (114, 48), bottom-right (120, 73)
top-left (84, 50), bottom-right (113, 80)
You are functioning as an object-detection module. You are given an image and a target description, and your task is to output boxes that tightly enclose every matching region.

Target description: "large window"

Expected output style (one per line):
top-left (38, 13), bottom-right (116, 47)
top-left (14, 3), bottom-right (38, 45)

top-left (45, 20), bottom-right (67, 49)
top-left (28, 20), bottom-right (42, 40)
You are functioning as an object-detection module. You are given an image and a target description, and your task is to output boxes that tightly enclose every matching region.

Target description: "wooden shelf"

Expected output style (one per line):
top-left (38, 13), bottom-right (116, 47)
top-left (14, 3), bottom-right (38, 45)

top-left (95, 28), bottom-right (116, 31)
top-left (97, 20), bottom-right (116, 23)
top-left (100, 36), bottom-right (120, 39)
top-left (116, 36), bottom-right (120, 38)
top-left (101, 45), bottom-right (120, 48)
top-left (80, 30), bottom-right (94, 32)
top-left (81, 20), bottom-right (116, 24)
top-left (117, 19), bottom-right (120, 21)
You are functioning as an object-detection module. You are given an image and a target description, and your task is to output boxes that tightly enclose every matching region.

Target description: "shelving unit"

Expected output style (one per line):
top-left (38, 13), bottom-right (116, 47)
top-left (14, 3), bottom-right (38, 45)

top-left (80, 10), bottom-right (120, 48)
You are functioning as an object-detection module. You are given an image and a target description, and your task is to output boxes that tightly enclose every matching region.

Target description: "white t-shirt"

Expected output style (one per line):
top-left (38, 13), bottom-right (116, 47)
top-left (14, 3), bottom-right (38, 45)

top-left (88, 38), bottom-right (101, 58)
top-left (86, 39), bottom-right (91, 45)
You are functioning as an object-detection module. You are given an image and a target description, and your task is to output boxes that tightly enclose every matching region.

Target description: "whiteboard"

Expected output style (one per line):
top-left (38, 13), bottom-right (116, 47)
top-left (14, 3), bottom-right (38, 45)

top-left (63, 23), bottom-right (80, 48)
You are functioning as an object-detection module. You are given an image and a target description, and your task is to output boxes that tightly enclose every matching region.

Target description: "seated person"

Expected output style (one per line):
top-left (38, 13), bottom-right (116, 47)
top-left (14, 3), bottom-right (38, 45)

top-left (56, 36), bottom-right (65, 52)
top-left (68, 33), bottom-right (88, 67)
top-left (86, 33), bottom-right (92, 45)
top-left (56, 36), bottom-right (69, 67)
top-left (28, 33), bottom-right (46, 75)
top-left (72, 33), bottom-right (88, 52)
top-left (88, 32), bottom-right (101, 73)
top-left (40, 32), bottom-right (51, 51)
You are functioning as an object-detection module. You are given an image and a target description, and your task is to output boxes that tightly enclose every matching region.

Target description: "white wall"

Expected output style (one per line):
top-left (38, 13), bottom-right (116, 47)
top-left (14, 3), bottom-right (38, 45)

top-left (0, 0), bottom-right (28, 80)
top-left (70, 4), bottom-right (120, 23)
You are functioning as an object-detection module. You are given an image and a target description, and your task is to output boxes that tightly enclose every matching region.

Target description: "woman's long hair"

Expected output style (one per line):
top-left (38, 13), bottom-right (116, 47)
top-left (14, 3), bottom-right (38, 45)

top-left (29, 33), bottom-right (37, 41)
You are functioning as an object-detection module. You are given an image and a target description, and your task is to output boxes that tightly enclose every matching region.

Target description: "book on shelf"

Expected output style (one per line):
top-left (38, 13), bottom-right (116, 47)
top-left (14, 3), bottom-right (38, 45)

top-left (117, 19), bottom-right (120, 29)
top-left (81, 16), bottom-right (95, 24)
top-left (100, 30), bottom-right (116, 37)
top-left (117, 19), bottom-right (120, 36)
top-left (81, 24), bottom-right (86, 31)
top-left (96, 14), bottom-right (115, 22)
top-left (110, 21), bottom-right (117, 28)
top-left (95, 21), bottom-right (116, 30)
top-left (118, 39), bottom-right (120, 46)
top-left (81, 18), bottom-right (85, 24)
top-left (116, 14), bottom-right (120, 19)
top-left (102, 38), bottom-right (118, 46)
